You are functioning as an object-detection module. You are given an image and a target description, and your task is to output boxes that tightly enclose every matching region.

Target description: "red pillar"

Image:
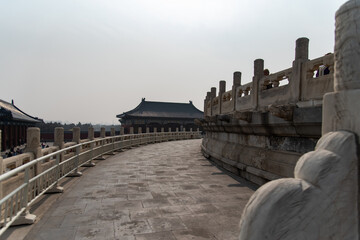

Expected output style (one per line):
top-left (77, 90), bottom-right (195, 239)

top-left (19, 125), bottom-right (22, 145)
top-left (9, 125), bottom-right (13, 150)
top-left (24, 126), bottom-right (28, 146)
top-left (3, 125), bottom-right (8, 150)
top-left (21, 125), bottom-right (25, 145)
top-left (0, 126), bottom-right (4, 151)
top-left (15, 125), bottom-right (18, 147)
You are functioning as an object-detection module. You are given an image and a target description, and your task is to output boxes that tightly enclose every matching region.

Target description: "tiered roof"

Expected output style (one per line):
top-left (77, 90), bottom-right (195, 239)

top-left (117, 99), bottom-right (203, 119)
top-left (0, 99), bottom-right (43, 123)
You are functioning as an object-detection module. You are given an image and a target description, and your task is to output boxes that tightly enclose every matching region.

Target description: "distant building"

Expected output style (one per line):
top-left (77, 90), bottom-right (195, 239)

top-left (116, 99), bottom-right (203, 133)
top-left (0, 99), bottom-right (43, 151)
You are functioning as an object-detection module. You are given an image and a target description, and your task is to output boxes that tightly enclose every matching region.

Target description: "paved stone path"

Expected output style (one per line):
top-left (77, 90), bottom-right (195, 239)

top-left (22, 139), bottom-right (256, 240)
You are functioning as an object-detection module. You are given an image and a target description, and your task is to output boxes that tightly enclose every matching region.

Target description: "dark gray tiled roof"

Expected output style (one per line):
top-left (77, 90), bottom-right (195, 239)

top-left (117, 99), bottom-right (203, 119)
top-left (0, 99), bottom-right (43, 123)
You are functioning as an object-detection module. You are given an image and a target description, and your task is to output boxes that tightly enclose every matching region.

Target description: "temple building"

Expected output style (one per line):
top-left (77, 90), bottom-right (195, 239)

top-left (0, 99), bottom-right (43, 151)
top-left (116, 99), bottom-right (203, 133)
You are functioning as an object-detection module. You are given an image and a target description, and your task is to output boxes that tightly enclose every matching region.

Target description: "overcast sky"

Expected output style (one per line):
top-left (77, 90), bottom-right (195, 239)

top-left (0, 0), bottom-right (345, 125)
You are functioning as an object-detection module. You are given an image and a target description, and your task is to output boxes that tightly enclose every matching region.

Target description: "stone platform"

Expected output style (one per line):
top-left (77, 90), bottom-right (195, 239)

top-left (5, 139), bottom-right (256, 240)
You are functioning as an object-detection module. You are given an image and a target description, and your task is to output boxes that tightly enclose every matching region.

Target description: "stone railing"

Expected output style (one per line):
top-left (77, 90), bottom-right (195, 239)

top-left (204, 38), bottom-right (334, 115)
top-left (201, 38), bottom-right (334, 186)
top-left (300, 53), bottom-right (334, 105)
top-left (258, 67), bottom-right (293, 109)
top-left (0, 126), bottom-right (201, 235)
top-left (236, 82), bottom-right (253, 112)
top-left (221, 89), bottom-right (234, 114)
top-left (239, 1), bottom-right (360, 238)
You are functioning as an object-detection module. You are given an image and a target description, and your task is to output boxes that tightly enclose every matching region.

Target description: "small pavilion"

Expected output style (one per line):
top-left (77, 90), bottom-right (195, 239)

top-left (0, 99), bottom-right (43, 151)
top-left (116, 98), bottom-right (203, 133)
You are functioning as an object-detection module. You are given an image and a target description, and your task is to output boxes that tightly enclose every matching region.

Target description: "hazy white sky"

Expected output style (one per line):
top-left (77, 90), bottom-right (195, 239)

top-left (0, 0), bottom-right (345, 125)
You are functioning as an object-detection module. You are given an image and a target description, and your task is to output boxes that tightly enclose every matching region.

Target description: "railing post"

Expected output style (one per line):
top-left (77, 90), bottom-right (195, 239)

top-left (204, 92), bottom-right (210, 118)
top-left (322, 3), bottom-right (360, 236)
top-left (138, 127), bottom-right (142, 145)
top-left (54, 127), bottom-right (64, 151)
top-left (204, 92), bottom-right (211, 117)
top-left (293, 37), bottom-right (309, 102)
top-left (145, 127), bottom-right (150, 144)
top-left (252, 59), bottom-right (264, 110)
top-left (93, 127), bottom-right (105, 160)
top-left (160, 127), bottom-right (164, 142)
top-left (24, 127), bottom-right (43, 175)
top-left (46, 127), bottom-right (64, 193)
top-left (88, 127), bottom-right (94, 141)
top-left (111, 127), bottom-right (115, 153)
top-left (68, 127), bottom-right (84, 176)
top-left (219, 80), bottom-right (226, 114)
top-left (97, 127), bottom-right (107, 159)
top-left (54, 127), bottom-right (64, 164)
top-left (322, 1), bottom-right (360, 236)
top-left (100, 127), bottom-right (105, 138)
top-left (210, 87), bottom-right (216, 116)
top-left (233, 71), bottom-right (241, 110)
top-left (100, 127), bottom-right (106, 148)
top-left (75, 145), bottom-right (81, 171)
top-left (129, 127), bottom-right (134, 147)
top-left (153, 128), bottom-right (157, 143)
top-left (72, 127), bottom-right (81, 143)
top-left (115, 128), bottom-right (125, 152)
top-left (168, 128), bottom-right (172, 141)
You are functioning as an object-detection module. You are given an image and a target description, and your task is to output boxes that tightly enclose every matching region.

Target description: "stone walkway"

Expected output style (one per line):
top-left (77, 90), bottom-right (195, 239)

top-left (19, 139), bottom-right (256, 240)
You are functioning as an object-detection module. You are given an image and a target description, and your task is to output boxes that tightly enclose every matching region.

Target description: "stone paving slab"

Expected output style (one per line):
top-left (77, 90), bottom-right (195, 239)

top-left (15, 139), bottom-right (256, 240)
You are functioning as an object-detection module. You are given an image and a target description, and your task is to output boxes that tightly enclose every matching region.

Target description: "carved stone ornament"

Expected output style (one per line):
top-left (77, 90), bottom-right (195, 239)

top-left (239, 131), bottom-right (358, 240)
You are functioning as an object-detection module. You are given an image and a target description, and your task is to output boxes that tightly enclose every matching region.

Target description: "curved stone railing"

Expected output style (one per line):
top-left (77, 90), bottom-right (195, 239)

top-left (201, 38), bottom-right (335, 186)
top-left (204, 39), bottom-right (334, 116)
top-left (0, 126), bottom-right (201, 235)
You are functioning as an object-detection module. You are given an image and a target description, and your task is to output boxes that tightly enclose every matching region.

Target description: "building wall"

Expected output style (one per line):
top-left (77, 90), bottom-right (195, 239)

top-left (0, 123), bottom-right (30, 151)
top-left (121, 117), bottom-right (201, 133)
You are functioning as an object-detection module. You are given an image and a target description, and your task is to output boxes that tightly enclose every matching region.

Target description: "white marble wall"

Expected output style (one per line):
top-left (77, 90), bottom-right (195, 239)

top-left (239, 1), bottom-right (360, 239)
